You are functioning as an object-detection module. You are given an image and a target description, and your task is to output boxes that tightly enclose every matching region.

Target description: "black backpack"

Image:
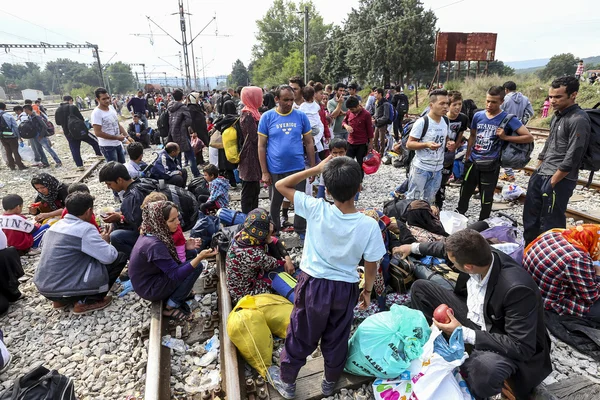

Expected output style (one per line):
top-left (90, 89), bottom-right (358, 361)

top-left (18, 117), bottom-right (41, 139)
top-left (66, 105), bottom-right (89, 139)
top-left (395, 93), bottom-right (409, 114)
top-left (0, 112), bottom-right (16, 139)
top-left (157, 110), bottom-right (170, 138)
top-left (499, 114), bottom-right (534, 169)
top-left (383, 197), bottom-right (414, 222)
top-left (461, 99), bottom-right (479, 124)
top-left (187, 176), bottom-right (211, 200)
top-left (580, 103), bottom-right (600, 187)
top-left (399, 116), bottom-right (449, 169)
top-left (138, 178), bottom-right (199, 231)
top-left (0, 365), bottom-right (76, 400)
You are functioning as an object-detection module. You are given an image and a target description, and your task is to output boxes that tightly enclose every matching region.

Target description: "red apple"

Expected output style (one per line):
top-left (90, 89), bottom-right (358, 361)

top-left (433, 304), bottom-right (453, 324)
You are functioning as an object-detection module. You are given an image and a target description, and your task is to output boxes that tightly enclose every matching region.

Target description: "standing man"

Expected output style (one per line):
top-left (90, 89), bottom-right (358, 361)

top-left (258, 85), bottom-right (315, 236)
top-left (500, 81), bottom-right (535, 182)
top-left (127, 90), bottom-right (149, 127)
top-left (523, 76), bottom-right (591, 245)
top-left (288, 76), bottom-right (305, 110)
top-left (327, 83), bottom-right (348, 140)
top-left (342, 96), bottom-right (373, 169)
top-left (21, 105), bottom-right (62, 168)
top-left (392, 90), bottom-right (409, 142)
top-left (0, 102), bottom-right (27, 170)
top-left (167, 89), bottom-right (200, 178)
top-left (91, 87), bottom-right (130, 163)
top-left (347, 83), bottom-right (362, 103)
top-left (364, 87), bottom-right (377, 116)
top-left (575, 60), bottom-right (585, 80)
top-left (373, 88), bottom-right (390, 155)
top-left (405, 89), bottom-right (449, 204)
top-left (55, 95), bottom-right (103, 171)
top-left (85, 96), bottom-right (91, 109)
top-left (456, 86), bottom-right (533, 221)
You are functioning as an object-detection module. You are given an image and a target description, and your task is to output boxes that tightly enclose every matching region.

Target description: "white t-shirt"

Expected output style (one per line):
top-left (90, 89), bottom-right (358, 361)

top-left (90, 106), bottom-right (122, 147)
top-left (298, 101), bottom-right (324, 152)
top-left (409, 116), bottom-right (448, 172)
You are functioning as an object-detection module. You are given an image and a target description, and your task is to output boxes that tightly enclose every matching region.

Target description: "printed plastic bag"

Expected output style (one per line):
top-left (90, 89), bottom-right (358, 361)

top-left (345, 305), bottom-right (431, 378)
top-left (362, 150), bottom-right (381, 175)
top-left (18, 142), bottom-right (36, 163)
top-left (501, 184), bottom-right (524, 201)
top-left (439, 211), bottom-right (468, 234)
top-left (410, 353), bottom-right (470, 400)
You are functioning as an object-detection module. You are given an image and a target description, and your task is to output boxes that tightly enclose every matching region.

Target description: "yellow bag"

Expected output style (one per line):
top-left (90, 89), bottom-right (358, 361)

top-left (227, 307), bottom-right (273, 378)
top-left (251, 294), bottom-right (293, 338)
top-left (222, 118), bottom-right (241, 163)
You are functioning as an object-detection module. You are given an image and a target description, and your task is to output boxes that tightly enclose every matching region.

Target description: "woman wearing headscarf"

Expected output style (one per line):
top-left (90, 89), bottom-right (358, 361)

top-left (29, 173), bottom-right (69, 223)
top-left (213, 100), bottom-right (239, 187)
top-left (404, 200), bottom-right (448, 243)
top-left (226, 208), bottom-right (295, 303)
top-left (0, 229), bottom-right (24, 315)
top-left (238, 87), bottom-right (263, 213)
top-left (187, 91), bottom-right (210, 166)
top-left (128, 201), bottom-right (217, 321)
top-left (523, 225), bottom-right (600, 322)
top-left (261, 92), bottom-right (276, 113)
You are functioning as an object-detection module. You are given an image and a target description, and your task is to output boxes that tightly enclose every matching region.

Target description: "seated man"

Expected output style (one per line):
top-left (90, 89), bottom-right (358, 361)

top-left (150, 142), bottom-right (187, 188)
top-left (127, 113), bottom-right (151, 148)
top-left (397, 229), bottom-right (551, 400)
top-left (33, 192), bottom-right (127, 314)
top-left (1, 194), bottom-right (50, 255)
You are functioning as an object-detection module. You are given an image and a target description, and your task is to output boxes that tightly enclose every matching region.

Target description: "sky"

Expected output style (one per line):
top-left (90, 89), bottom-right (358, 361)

top-left (1, 0), bottom-right (599, 82)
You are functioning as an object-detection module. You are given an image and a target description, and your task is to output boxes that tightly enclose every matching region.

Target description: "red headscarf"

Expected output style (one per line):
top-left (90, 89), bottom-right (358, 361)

top-left (241, 86), bottom-right (263, 121)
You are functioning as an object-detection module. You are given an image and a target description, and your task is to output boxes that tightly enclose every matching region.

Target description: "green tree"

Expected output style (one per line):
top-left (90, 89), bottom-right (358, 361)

top-left (105, 62), bottom-right (135, 94)
top-left (538, 53), bottom-right (578, 81)
top-left (320, 26), bottom-right (351, 83)
top-left (228, 59), bottom-right (250, 87)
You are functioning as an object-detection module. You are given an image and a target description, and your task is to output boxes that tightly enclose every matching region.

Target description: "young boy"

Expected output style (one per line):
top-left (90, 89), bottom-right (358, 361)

top-left (125, 142), bottom-right (148, 180)
top-left (269, 156), bottom-right (386, 399)
top-left (316, 138), bottom-right (348, 201)
top-left (1, 194), bottom-right (50, 255)
top-left (200, 164), bottom-right (230, 213)
top-left (60, 183), bottom-right (101, 232)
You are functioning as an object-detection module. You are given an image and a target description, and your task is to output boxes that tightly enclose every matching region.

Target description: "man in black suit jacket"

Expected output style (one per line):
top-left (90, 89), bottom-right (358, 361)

top-left (397, 229), bottom-right (551, 400)
top-left (127, 114), bottom-right (151, 149)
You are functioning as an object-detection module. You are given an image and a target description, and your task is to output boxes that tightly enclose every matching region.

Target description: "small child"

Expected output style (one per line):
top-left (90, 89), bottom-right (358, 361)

top-left (125, 142), bottom-right (148, 180)
top-left (200, 164), bottom-right (230, 213)
top-left (298, 86), bottom-right (325, 153)
top-left (1, 194), bottom-right (50, 255)
top-left (542, 97), bottom-right (551, 119)
top-left (206, 117), bottom-right (214, 132)
top-left (61, 183), bottom-right (101, 232)
top-left (270, 156), bottom-right (386, 399)
top-left (317, 138), bottom-right (348, 201)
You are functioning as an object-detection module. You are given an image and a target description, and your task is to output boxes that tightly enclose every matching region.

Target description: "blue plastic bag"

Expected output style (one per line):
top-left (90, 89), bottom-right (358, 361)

top-left (345, 305), bottom-right (431, 378)
top-left (433, 326), bottom-right (465, 362)
top-left (190, 211), bottom-right (220, 246)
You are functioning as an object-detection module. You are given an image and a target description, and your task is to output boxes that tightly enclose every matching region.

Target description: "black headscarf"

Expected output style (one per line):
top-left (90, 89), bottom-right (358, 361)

top-left (31, 173), bottom-right (64, 211)
top-left (405, 200), bottom-right (448, 237)
top-left (214, 100), bottom-right (239, 133)
top-left (262, 92), bottom-right (276, 111)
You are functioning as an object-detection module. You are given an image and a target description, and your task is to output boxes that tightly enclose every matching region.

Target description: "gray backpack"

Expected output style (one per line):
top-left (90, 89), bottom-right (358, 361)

top-left (500, 114), bottom-right (533, 169)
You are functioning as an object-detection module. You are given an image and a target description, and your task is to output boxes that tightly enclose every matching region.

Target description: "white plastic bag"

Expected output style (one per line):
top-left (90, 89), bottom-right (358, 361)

top-left (18, 142), bottom-right (36, 163)
top-left (439, 211), bottom-right (468, 234)
top-left (501, 184), bottom-right (524, 201)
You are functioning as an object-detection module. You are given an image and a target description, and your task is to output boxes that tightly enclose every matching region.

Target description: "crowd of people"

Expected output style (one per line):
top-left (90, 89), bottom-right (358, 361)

top-left (0, 69), bottom-right (597, 400)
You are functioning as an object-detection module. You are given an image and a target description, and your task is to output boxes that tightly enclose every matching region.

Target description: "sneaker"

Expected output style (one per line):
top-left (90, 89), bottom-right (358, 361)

top-left (52, 301), bottom-right (69, 310)
top-left (499, 173), bottom-right (515, 182)
top-left (39, 164), bottom-right (50, 169)
top-left (321, 374), bottom-right (337, 396)
top-left (267, 366), bottom-right (296, 399)
top-left (55, 163), bottom-right (62, 168)
top-left (17, 165), bottom-right (28, 170)
top-left (77, 166), bottom-right (85, 171)
top-left (0, 330), bottom-right (11, 374)
top-left (73, 296), bottom-right (113, 315)
top-left (26, 248), bottom-right (41, 256)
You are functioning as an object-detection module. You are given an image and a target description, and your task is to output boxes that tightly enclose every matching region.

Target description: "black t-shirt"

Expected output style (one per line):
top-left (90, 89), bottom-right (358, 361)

top-left (443, 113), bottom-right (469, 167)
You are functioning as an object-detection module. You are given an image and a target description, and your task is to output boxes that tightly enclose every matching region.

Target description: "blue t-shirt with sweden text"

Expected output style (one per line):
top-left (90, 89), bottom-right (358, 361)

top-left (469, 110), bottom-right (523, 162)
top-left (293, 191), bottom-right (387, 283)
top-left (258, 108), bottom-right (312, 174)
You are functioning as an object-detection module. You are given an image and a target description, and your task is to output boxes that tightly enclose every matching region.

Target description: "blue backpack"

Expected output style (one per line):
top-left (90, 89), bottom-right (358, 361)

top-left (387, 102), bottom-right (398, 124)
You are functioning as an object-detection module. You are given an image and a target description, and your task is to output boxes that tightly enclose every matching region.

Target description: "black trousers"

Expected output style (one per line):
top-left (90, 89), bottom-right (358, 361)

top-left (164, 170), bottom-right (188, 188)
top-left (46, 252), bottom-right (128, 304)
top-left (411, 280), bottom-right (518, 400)
top-left (456, 162), bottom-right (500, 221)
top-left (523, 172), bottom-right (577, 245)
top-left (241, 180), bottom-right (260, 214)
top-left (270, 170), bottom-right (306, 235)
top-left (392, 111), bottom-right (405, 141)
top-left (435, 167), bottom-right (453, 209)
top-left (346, 143), bottom-right (368, 168)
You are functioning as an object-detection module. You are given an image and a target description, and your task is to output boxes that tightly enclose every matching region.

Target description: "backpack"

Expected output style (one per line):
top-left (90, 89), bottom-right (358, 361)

top-left (157, 110), bottom-right (170, 138)
top-left (0, 112), bottom-right (16, 139)
top-left (500, 114), bottom-right (533, 169)
top-left (66, 106), bottom-right (89, 139)
top-left (0, 365), bottom-right (76, 400)
top-left (40, 114), bottom-right (55, 136)
top-left (387, 102), bottom-right (398, 124)
top-left (580, 103), bottom-right (600, 187)
top-left (394, 93), bottom-right (409, 114)
top-left (461, 99), bottom-right (479, 124)
top-left (137, 178), bottom-right (199, 231)
top-left (223, 118), bottom-right (242, 164)
top-left (187, 176), bottom-right (211, 200)
top-left (18, 117), bottom-right (40, 139)
top-left (383, 198), bottom-right (413, 222)
top-left (400, 116), bottom-right (449, 169)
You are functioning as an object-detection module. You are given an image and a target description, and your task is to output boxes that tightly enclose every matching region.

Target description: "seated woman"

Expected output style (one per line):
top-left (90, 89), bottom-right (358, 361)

top-left (29, 173), bottom-right (69, 224)
top-left (226, 208), bottom-right (295, 304)
top-left (524, 225), bottom-right (600, 322)
top-left (128, 201), bottom-right (216, 321)
top-left (0, 229), bottom-right (24, 315)
top-left (405, 200), bottom-right (448, 243)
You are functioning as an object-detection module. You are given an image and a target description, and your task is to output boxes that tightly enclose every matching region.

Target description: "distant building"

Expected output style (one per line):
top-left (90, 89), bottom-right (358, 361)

top-left (21, 89), bottom-right (44, 101)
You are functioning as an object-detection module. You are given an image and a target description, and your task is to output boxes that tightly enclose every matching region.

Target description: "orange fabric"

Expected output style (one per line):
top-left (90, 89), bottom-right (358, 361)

top-left (241, 86), bottom-right (263, 121)
top-left (525, 224), bottom-right (600, 261)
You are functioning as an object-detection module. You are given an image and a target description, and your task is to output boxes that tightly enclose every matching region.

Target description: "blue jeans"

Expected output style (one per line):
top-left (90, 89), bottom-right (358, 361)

top-left (406, 166), bottom-right (443, 204)
top-left (66, 132), bottom-right (102, 167)
top-left (100, 145), bottom-right (126, 163)
top-left (110, 229), bottom-right (139, 257)
top-left (179, 149), bottom-right (200, 178)
top-left (29, 137), bottom-right (48, 166)
top-left (166, 263), bottom-right (204, 308)
top-left (39, 137), bottom-right (61, 164)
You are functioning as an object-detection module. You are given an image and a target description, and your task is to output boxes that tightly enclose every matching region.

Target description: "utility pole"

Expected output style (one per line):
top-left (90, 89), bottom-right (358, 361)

top-left (200, 47), bottom-right (207, 89)
top-left (303, 6), bottom-right (308, 84)
top-left (178, 0), bottom-right (191, 90)
top-left (187, 0), bottom-right (198, 90)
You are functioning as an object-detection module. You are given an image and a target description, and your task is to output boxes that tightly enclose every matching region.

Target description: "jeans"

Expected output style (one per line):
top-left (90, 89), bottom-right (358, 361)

top-left (38, 137), bottom-right (61, 164)
top-left (523, 172), bottom-right (577, 245)
top-left (406, 166), bottom-right (443, 204)
top-left (29, 137), bottom-right (49, 166)
top-left (166, 263), bottom-right (204, 308)
top-left (100, 145), bottom-right (126, 163)
top-left (66, 132), bottom-right (102, 167)
top-left (435, 167), bottom-right (453, 209)
top-left (179, 149), bottom-right (200, 178)
top-left (110, 229), bottom-right (140, 258)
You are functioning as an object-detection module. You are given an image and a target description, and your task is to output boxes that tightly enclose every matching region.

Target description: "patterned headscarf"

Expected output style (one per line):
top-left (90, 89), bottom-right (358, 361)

top-left (31, 173), bottom-right (62, 211)
top-left (526, 224), bottom-right (600, 261)
top-left (141, 201), bottom-right (180, 263)
top-left (235, 208), bottom-right (271, 247)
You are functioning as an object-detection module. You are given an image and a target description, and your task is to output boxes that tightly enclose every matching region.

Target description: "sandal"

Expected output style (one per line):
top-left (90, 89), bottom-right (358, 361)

top-left (163, 307), bottom-right (191, 321)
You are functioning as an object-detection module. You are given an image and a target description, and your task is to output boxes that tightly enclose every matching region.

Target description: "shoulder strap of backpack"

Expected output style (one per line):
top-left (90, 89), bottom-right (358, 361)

top-left (498, 113), bottom-right (516, 131)
top-left (418, 117), bottom-right (429, 141)
top-left (442, 116), bottom-right (449, 126)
